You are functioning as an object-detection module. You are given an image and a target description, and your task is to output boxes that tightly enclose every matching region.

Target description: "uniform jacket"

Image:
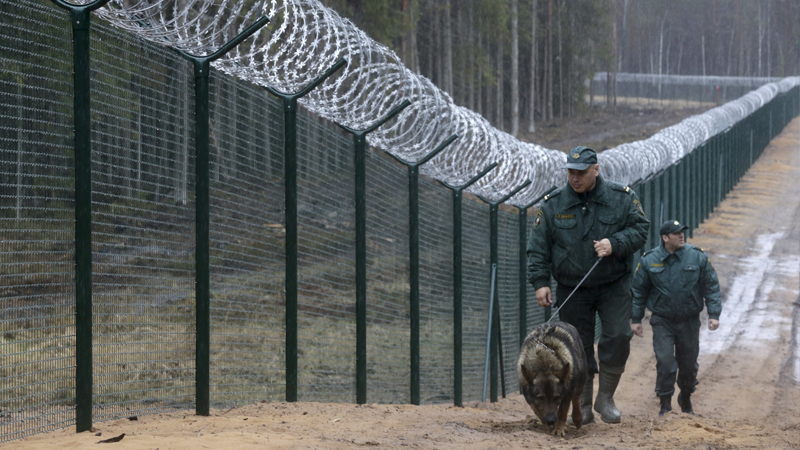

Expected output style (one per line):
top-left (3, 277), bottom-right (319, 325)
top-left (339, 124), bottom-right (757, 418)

top-left (527, 176), bottom-right (650, 290)
top-left (631, 243), bottom-right (722, 322)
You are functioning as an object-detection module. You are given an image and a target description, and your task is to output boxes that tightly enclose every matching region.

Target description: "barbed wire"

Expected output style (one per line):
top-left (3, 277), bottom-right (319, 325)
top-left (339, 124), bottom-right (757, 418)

top-left (84, 0), bottom-right (800, 205)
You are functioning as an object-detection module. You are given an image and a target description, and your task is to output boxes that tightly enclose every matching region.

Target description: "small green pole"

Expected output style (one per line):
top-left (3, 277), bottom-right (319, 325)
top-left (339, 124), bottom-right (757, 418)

top-left (48, 0), bottom-right (111, 433)
top-left (477, 180), bottom-right (532, 402)
top-left (339, 100), bottom-right (412, 404)
top-left (441, 163), bottom-right (498, 407)
top-left (386, 134), bottom-right (458, 405)
top-left (177, 15), bottom-right (270, 416)
top-left (265, 58), bottom-right (347, 403)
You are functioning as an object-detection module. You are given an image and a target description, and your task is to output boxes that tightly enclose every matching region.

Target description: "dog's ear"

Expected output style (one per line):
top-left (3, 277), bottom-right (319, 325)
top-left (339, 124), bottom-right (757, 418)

top-left (521, 364), bottom-right (537, 382)
top-left (558, 363), bottom-right (570, 382)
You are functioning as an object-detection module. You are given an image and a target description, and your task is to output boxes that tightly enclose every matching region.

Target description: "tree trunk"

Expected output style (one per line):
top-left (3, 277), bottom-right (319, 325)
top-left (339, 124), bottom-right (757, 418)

top-left (468, 2), bottom-right (475, 110)
top-left (609, 0), bottom-right (617, 110)
top-left (557, 15), bottom-right (562, 119)
top-left (528, 0), bottom-right (537, 133)
top-left (758, 2), bottom-right (763, 77)
top-left (546, 0), bottom-right (553, 121)
top-left (658, 15), bottom-right (665, 96)
top-left (511, 0), bottom-right (519, 136)
top-left (443, 0), bottom-right (453, 93)
top-left (496, 37), bottom-right (504, 131)
top-left (411, 1), bottom-right (419, 73)
top-left (766, 0), bottom-right (772, 77)
top-left (701, 34), bottom-right (706, 76)
top-left (477, 27), bottom-right (483, 117)
top-left (619, 0), bottom-right (629, 72)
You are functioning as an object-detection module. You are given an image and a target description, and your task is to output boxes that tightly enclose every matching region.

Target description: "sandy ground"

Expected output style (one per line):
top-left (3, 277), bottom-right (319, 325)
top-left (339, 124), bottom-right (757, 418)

top-left (6, 118), bottom-right (800, 449)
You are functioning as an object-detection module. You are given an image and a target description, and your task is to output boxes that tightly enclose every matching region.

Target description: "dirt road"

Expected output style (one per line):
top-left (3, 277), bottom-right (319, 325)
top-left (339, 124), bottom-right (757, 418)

top-left (7, 118), bottom-right (800, 449)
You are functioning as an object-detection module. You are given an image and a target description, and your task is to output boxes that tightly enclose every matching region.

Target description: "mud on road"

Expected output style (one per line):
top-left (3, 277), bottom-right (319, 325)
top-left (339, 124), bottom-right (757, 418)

top-left (7, 119), bottom-right (800, 450)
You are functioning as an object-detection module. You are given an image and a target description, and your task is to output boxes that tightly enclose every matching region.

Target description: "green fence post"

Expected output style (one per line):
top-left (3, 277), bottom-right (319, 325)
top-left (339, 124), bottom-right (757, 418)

top-left (690, 150), bottom-right (697, 236)
top-left (264, 58), bottom-right (347, 402)
top-left (707, 137), bottom-right (714, 216)
top-left (339, 100), bottom-right (412, 404)
top-left (441, 163), bottom-right (498, 407)
top-left (177, 15), bottom-right (270, 416)
top-left (669, 164), bottom-right (677, 221)
top-left (678, 161), bottom-right (686, 227)
top-left (517, 187), bottom-right (557, 347)
top-left (477, 180), bottom-right (532, 402)
top-left (385, 134), bottom-right (458, 405)
top-left (48, 0), bottom-right (110, 433)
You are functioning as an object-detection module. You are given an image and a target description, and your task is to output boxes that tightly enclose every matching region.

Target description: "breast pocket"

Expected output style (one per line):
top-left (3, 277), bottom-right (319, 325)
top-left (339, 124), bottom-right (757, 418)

top-left (597, 211), bottom-right (620, 234)
top-left (553, 216), bottom-right (578, 246)
top-left (648, 266), bottom-right (667, 286)
top-left (682, 265), bottom-right (700, 285)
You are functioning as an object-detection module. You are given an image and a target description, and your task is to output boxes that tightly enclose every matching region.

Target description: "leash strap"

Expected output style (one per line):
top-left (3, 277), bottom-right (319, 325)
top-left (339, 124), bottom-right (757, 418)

top-left (546, 257), bottom-right (603, 323)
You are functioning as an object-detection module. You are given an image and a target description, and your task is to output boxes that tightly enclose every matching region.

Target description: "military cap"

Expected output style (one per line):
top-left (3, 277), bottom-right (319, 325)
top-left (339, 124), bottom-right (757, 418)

top-left (659, 219), bottom-right (689, 236)
top-left (564, 146), bottom-right (598, 170)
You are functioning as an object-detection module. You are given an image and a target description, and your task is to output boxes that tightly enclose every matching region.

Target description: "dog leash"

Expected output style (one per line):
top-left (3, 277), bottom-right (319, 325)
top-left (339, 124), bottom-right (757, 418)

top-left (546, 257), bottom-right (603, 323)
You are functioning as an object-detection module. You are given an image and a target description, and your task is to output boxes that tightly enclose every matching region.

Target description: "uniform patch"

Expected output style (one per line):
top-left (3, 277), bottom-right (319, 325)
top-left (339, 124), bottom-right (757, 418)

top-left (650, 263), bottom-right (664, 268)
top-left (572, 153), bottom-right (580, 159)
top-left (555, 214), bottom-right (575, 219)
top-left (534, 210), bottom-right (543, 228)
top-left (633, 199), bottom-right (646, 217)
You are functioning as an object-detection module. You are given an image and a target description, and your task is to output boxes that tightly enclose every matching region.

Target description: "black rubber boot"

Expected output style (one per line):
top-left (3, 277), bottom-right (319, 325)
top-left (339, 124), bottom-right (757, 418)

top-left (594, 369), bottom-right (622, 423)
top-left (658, 395), bottom-right (672, 416)
top-left (677, 390), bottom-right (694, 415)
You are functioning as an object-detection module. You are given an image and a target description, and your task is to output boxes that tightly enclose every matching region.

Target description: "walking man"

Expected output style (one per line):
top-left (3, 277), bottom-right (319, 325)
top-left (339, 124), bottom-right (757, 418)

top-left (527, 146), bottom-right (650, 424)
top-left (631, 220), bottom-right (722, 416)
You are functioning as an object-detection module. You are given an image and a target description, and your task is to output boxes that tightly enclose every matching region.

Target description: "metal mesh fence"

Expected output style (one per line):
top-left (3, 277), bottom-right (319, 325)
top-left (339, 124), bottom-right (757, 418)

top-left (365, 150), bottom-right (410, 404)
top-left (207, 73), bottom-right (286, 406)
top-left (0, 0), bottom-right (76, 439)
top-left (90, 18), bottom-right (197, 421)
top-left (591, 73), bottom-right (783, 108)
top-left (497, 211), bottom-right (520, 394)
top-left (460, 199), bottom-right (491, 402)
top-left (418, 176), bottom-right (454, 405)
top-left (295, 110), bottom-right (356, 403)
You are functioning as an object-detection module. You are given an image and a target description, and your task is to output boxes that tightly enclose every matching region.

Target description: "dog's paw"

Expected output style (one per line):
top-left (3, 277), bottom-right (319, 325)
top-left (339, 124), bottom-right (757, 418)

top-left (551, 423), bottom-right (566, 437)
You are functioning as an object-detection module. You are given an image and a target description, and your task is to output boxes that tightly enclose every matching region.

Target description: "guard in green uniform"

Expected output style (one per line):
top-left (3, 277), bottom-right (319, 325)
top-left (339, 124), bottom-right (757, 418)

top-left (527, 146), bottom-right (650, 424)
top-left (631, 220), bottom-right (722, 417)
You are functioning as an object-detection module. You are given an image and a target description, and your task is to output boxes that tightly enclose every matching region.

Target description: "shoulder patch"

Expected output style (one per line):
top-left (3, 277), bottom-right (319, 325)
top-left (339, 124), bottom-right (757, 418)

top-left (543, 189), bottom-right (562, 202)
top-left (610, 183), bottom-right (631, 194)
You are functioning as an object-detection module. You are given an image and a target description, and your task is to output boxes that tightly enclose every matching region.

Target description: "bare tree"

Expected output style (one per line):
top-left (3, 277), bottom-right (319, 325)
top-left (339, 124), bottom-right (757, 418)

top-left (510, 0), bottom-right (519, 136)
top-left (496, 36), bottom-right (504, 130)
top-left (443, 0), bottom-right (453, 93)
top-left (528, 0), bottom-right (537, 133)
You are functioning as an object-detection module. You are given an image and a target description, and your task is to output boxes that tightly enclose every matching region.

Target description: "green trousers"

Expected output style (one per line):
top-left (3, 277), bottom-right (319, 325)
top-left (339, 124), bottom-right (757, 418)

top-left (555, 276), bottom-right (634, 374)
top-left (650, 314), bottom-right (700, 397)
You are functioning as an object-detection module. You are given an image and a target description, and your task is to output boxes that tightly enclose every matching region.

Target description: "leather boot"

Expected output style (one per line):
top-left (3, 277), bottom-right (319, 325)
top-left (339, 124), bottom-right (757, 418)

top-left (594, 368), bottom-right (622, 423)
top-left (677, 390), bottom-right (694, 415)
top-left (568, 375), bottom-right (595, 425)
top-left (658, 395), bottom-right (672, 416)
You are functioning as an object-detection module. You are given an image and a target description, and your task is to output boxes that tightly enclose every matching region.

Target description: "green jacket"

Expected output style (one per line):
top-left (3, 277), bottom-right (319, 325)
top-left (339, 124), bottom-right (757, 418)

top-left (631, 243), bottom-right (722, 322)
top-left (527, 176), bottom-right (650, 290)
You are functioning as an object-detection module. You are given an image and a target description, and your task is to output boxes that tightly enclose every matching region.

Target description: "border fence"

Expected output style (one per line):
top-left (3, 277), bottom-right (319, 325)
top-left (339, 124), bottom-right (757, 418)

top-left (591, 72), bottom-right (785, 108)
top-left (1, 0), bottom-right (799, 443)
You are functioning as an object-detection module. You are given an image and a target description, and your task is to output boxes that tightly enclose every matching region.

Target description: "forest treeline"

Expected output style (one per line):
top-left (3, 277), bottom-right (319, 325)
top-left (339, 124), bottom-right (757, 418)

top-left (322, 0), bottom-right (800, 136)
